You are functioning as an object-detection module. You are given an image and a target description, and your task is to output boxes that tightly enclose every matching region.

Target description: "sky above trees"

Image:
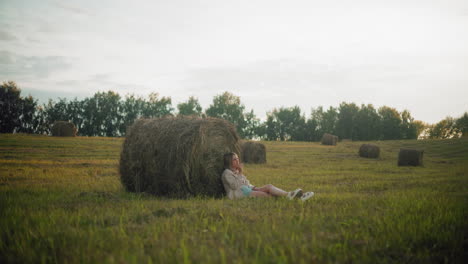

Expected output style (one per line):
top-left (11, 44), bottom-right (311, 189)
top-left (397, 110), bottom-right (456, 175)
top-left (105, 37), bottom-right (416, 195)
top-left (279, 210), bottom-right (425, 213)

top-left (1, 0), bottom-right (467, 124)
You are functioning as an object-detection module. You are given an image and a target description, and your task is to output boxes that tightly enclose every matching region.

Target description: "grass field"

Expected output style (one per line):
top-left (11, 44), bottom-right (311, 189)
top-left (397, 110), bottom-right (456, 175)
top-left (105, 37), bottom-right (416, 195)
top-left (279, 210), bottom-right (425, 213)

top-left (1, 134), bottom-right (467, 263)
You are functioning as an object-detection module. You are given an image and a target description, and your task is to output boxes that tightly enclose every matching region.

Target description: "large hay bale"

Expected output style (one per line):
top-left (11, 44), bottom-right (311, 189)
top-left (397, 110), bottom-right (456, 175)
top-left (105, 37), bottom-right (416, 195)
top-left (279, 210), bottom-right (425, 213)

top-left (359, 144), bottom-right (380, 158)
top-left (51, 121), bottom-right (77, 137)
top-left (241, 141), bottom-right (266, 164)
top-left (119, 116), bottom-right (241, 198)
top-left (398, 148), bottom-right (424, 166)
top-left (321, 133), bottom-right (338, 146)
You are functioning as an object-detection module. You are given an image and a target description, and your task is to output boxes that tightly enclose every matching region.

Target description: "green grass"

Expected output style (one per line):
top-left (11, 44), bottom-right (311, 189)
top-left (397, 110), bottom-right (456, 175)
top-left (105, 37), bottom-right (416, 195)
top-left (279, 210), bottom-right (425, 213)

top-left (1, 134), bottom-right (467, 263)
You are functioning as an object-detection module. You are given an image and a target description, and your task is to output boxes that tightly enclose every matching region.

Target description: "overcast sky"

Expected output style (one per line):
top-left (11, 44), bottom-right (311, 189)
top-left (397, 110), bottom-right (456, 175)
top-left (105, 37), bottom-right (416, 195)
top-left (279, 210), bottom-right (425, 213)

top-left (1, 0), bottom-right (467, 123)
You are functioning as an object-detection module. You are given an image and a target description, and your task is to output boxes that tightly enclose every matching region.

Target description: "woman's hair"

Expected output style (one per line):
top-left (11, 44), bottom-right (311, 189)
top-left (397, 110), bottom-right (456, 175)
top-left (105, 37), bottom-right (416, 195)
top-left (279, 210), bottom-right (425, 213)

top-left (223, 152), bottom-right (236, 169)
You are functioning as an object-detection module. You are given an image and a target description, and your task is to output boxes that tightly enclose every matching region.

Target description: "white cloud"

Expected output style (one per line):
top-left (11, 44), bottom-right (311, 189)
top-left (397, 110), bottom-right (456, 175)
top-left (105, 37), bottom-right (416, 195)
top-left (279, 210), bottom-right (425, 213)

top-left (181, 55), bottom-right (468, 122)
top-left (52, 1), bottom-right (92, 15)
top-left (0, 51), bottom-right (71, 79)
top-left (0, 0), bottom-right (467, 124)
top-left (0, 30), bottom-right (17, 41)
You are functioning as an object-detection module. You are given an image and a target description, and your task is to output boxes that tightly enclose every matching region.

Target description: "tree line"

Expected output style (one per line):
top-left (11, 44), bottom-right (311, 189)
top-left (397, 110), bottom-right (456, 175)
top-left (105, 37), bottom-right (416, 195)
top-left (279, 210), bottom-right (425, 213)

top-left (1, 81), bottom-right (467, 140)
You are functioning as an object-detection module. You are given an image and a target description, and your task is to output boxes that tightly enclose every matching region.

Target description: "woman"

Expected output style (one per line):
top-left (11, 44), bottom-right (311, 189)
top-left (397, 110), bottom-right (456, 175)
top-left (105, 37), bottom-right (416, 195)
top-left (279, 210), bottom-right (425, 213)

top-left (221, 152), bottom-right (314, 201)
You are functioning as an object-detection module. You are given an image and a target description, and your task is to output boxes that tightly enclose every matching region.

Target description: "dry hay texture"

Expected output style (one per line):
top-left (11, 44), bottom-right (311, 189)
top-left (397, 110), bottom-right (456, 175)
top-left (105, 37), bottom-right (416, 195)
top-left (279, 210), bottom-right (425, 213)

top-left (119, 116), bottom-right (241, 198)
top-left (51, 121), bottom-right (77, 137)
top-left (241, 141), bottom-right (267, 164)
top-left (359, 144), bottom-right (380, 158)
top-left (398, 148), bottom-right (424, 166)
top-left (321, 133), bottom-right (339, 146)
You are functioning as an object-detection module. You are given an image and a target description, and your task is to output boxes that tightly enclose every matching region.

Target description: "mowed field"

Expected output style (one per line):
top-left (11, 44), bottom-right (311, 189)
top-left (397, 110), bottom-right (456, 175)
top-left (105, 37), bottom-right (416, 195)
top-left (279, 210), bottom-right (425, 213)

top-left (0, 134), bottom-right (467, 263)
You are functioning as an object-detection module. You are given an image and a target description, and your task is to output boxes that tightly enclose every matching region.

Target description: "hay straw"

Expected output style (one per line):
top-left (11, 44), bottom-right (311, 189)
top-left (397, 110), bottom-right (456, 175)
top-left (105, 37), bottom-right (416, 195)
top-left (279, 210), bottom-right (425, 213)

top-left (241, 141), bottom-right (266, 164)
top-left (359, 144), bottom-right (380, 158)
top-left (321, 133), bottom-right (338, 146)
top-left (119, 116), bottom-right (241, 197)
top-left (398, 148), bottom-right (424, 166)
top-left (51, 121), bottom-right (77, 137)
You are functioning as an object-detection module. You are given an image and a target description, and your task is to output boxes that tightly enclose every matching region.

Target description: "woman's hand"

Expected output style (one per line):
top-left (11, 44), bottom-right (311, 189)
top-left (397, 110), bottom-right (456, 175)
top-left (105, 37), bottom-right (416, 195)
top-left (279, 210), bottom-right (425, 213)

top-left (238, 163), bottom-right (244, 173)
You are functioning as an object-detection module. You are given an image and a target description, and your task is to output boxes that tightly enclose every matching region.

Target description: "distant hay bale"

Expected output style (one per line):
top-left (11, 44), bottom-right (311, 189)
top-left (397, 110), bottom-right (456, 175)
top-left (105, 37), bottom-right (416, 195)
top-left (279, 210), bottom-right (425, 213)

top-left (241, 141), bottom-right (266, 164)
top-left (119, 116), bottom-right (241, 198)
top-left (398, 148), bottom-right (424, 166)
top-left (51, 121), bottom-right (77, 137)
top-left (359, 144), bottom-right (380, 158)
top-left (321, 133), bottom-right (338, 146)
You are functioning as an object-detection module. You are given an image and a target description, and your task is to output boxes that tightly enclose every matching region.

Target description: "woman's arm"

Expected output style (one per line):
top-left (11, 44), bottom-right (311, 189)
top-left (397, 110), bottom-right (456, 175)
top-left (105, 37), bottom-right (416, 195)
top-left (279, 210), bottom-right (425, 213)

top-left (245, 178), bottom-right (255, 189)
top-left (221, 170), bottom-right (242, 190)
top-left (236, 164), bottom-right (255, 189)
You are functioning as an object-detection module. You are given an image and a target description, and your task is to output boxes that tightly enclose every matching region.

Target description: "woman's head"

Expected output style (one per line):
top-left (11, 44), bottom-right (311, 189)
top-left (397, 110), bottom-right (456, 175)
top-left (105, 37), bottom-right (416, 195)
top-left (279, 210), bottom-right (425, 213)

top-left (223, 152), bottom-right (239, 170)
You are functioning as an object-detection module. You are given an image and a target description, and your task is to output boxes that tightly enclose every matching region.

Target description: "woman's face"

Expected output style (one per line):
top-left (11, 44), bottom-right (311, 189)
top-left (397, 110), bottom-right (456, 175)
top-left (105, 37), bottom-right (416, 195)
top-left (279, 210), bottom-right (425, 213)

top-left (231, 154), bottom-right (240, 170)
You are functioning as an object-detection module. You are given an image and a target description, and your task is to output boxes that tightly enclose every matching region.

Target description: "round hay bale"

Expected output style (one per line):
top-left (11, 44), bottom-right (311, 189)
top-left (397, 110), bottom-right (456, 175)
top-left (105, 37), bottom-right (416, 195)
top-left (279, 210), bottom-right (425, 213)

top-left (321, 133), bottom-right (338, 146)
top-left (241, 141), bottom-right (266, 164)
top-left (119, 116), bottom-right (241, 198)
top-left (398, 148), bottom-right (424, 166)
top-left (359, 144), bottom-right (380, 158)
top-left (51, 121), bottom-right (77, 137)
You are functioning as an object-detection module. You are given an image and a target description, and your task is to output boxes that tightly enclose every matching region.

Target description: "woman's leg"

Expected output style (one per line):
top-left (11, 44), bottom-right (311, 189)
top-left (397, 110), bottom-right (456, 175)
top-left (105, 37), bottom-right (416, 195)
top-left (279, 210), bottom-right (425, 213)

top-left (254, 184), bottom-right (288, 197)
top-left (249, 191), bottom-right (271, 197)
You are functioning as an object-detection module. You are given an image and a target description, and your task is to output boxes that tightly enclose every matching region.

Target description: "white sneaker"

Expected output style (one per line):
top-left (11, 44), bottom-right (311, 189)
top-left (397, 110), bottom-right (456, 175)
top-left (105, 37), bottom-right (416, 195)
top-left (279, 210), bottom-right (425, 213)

top-left (287, 188), bottom-right (303, 200)
top-left (300, 192), bottom-right (314, 201)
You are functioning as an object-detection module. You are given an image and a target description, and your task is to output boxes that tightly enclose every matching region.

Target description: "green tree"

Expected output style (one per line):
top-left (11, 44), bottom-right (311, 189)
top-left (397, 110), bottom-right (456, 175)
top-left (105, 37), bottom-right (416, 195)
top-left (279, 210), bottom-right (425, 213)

top-left (400, 110), bottom-right (415, 139)
top-left (310, 107), bottom-right (324, 141)
top-left (243, 109), bottom-right (262, 140)
top-left (41, 97), bottom-right (85, 135)
top-left (120, 94), bottom-right (146, 135)
top-left (399, 110), bottom-right (425, 139)
top-left (205, 91), bottom-right (249, 137)
top-left (428, 117), bottom-right (459, 139)
top-left (142, 92), bottom-right (173, 118)
top-left (0, 81), bottom-right (44, 134)
top-left (264, 114), bottom-right (278, 140)
top-left (17, 95), bottom-right (37, 133)
top-left (177, 96), bottom-right (203, 117)
top-left (80, 91), bottom-right (123, 137)
top-left (80, 97), bottom-right (98, 136)
top-left (323, 107), bottom-right (338, 135)
top-left (33, 105), bottom-right (48, 135)
top-left (336, 102), bottom-right (359, 140)
top-left (0, 81), bottom-right (40, 134)
top-left (455, 112), bottom-right (468, 137)
top-left (38, 91), bottom-right (173, 137)
top-left (0, 81), bottom-right (23, 133)
top-left (42, 98), bottom-right (70, 129)
top-left (311, 106), bottom-right (338, 138)
top-left (352, 104), bottom-right (380, 141)
top-left (379, 106), bottom-right (402, 140)
top-left (66, 98), bottom-right (85, 134)
top-left (98, 91), bottom-right (122, 137)
top-left (265, 106), bottom-right (306, 141)
top-left (410, 120), bottom-right (426, 139)
top-left (304, 117), bottom-right (320, 141)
